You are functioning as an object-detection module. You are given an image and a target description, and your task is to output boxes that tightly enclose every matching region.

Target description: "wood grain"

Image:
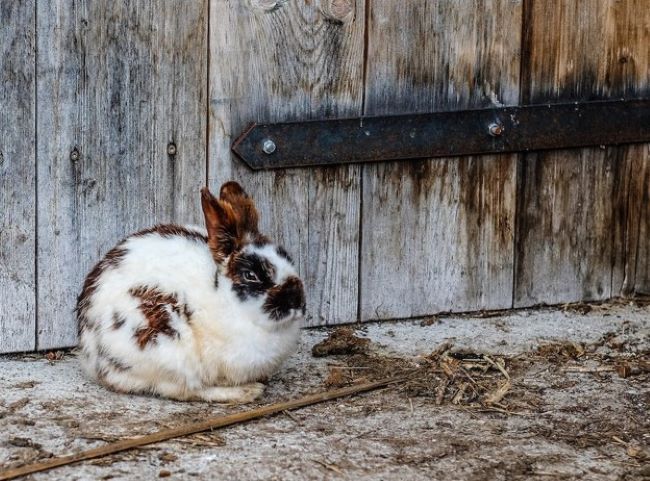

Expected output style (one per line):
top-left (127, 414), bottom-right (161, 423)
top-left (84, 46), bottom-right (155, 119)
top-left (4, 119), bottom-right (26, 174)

top-left (0, 1), bottom-right (36, 353)
top-left (515, 0), bottom-right (650, 306)
top-left (359, 0), bottom-right (522, 320)
top-left (208, 0), bottom-right (365, 325)
top-left (624, 144), bottom-right (650, 295)
top-left (36, 1), bottom-right (207, 349)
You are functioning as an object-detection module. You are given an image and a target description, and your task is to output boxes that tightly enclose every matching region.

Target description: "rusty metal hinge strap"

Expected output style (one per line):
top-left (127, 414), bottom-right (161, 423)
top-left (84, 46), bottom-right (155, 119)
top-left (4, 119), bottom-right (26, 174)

top-left (232, 99), bottom-right (650, 170)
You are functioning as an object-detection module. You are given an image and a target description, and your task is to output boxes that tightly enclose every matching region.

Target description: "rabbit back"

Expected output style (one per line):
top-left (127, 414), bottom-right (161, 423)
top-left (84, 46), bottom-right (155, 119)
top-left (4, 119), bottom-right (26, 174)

top-left (77, 225), bottom-right (217, 395)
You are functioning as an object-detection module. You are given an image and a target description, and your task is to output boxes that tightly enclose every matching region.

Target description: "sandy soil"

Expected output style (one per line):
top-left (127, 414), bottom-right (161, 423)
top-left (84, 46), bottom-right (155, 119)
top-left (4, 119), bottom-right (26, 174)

top-left (1, 301), bottom-right (648, 481)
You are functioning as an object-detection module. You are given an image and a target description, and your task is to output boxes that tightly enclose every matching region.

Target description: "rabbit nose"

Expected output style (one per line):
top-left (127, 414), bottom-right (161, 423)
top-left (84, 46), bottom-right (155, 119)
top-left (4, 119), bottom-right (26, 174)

top-left (263, 276), bottom-right (306, 321)
top-left (281, 276), bottom-right (306, 311)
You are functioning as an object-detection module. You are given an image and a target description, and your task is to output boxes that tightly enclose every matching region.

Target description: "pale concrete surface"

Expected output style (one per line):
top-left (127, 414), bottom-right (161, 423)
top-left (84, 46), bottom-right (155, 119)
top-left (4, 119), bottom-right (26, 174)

top-left (1, 302), bottom-right (649, 481)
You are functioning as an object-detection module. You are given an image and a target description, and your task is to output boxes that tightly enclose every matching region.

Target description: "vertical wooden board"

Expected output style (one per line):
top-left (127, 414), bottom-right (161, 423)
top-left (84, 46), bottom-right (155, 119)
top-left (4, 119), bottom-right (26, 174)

top-left (37, 1), bottom-right (207, 349)
top-left (515, 0), bottom-right (650, 306)
top-left (636, 204), bottom-right (650, 295)
top-left (360, 1), bottom-right (522, 320)
top-left (208, 0), bottom-right (365, 326)
top-left (626, 144), bottom-right (650, 295)
top-left (0, 1), bottom-right (36, 353)
top-left (515, 148), bottom-right (621, 304)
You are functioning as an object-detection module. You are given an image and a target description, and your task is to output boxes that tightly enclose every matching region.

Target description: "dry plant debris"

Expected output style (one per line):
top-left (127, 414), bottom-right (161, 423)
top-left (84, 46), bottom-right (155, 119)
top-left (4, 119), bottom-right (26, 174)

top-left (322, 347), bottom-right (517, 410)
top-left (315, 329), bottom-right (650, 414)
top-left (312, 328), bottom-right (371, 357)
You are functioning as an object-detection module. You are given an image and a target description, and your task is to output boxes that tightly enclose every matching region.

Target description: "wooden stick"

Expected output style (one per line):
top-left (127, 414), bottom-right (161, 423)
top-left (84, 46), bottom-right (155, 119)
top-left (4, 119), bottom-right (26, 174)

top-left (0, 377), bottom-right (406, 481)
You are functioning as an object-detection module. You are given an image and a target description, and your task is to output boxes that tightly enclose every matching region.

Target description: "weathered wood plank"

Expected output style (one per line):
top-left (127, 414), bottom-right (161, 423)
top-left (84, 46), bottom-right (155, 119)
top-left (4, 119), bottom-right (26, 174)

top-left (208, 0), bottom-right (365, 326)
top-left (624, 144), bottom-right (650, 295)
top-left (360, 0), bottom-right (522, 320)
top-left (36, 1), bottom-right (207, 349)
top-left (515, 0), bottom-right (650, 306)
top-left (0, 1), bottom-right (36, 353)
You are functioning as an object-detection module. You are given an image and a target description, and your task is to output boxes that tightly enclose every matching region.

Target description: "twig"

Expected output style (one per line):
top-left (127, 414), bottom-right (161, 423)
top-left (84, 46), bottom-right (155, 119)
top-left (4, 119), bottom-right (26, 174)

top-left (483, 355), bottom-right (510, 380)
top-left (282, 410), bottom-right (302, 425)
top-left (563, 366), bottom-right (615, 373)
top-left (312, 459), bottom-right (344, 475)
top-left (451, 382), bottom-right (469, 405)
top-left (434, 378), bottom-right (449, 406)
top-left (484, 381), bottom-right (512, 405)
top-left (475, 406), bottom-right (527, 416)
top-left (326, 365), bottom-right (373, 370)
top-left (0, 376), bottom-right (407, 481)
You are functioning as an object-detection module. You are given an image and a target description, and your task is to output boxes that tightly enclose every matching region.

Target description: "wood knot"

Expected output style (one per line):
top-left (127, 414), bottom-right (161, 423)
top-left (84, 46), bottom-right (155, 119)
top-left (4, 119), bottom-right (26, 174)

top-left (320, 0), bottom-right (354, 23)
top-left (250, 0), bottom-right (281, 12)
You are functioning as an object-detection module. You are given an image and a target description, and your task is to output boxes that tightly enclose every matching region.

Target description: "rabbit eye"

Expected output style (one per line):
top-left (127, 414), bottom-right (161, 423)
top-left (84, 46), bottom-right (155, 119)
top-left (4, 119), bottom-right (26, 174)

top-left (243, 270), bottom-right (260, 283)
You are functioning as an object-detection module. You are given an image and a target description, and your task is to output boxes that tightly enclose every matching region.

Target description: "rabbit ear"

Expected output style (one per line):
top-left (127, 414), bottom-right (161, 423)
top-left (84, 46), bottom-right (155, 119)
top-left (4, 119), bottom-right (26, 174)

top-left (201, 187), bottom-right (241, 262)
top-left (219, 181), bottom-right (259, 235)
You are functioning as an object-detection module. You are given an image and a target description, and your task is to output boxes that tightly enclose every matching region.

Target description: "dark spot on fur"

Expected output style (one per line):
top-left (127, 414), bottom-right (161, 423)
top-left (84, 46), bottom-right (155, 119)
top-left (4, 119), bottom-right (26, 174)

top-left (129, 287), bottom-right (191, 349)
top-left (94, 342), bottom-right (131, 383)
top-left (132, 224), bottom-right (207, 243)
top-left (182, 304), bottom-right (193, 320)
top-left (98, 355), bottom-right (131, 372)
top-left (276, 246), bottom-right (293, 264)
top-left (95, 356), bottom-right (131, 385)
top-left (105, 355), bottom-right (130, 372)
top-left (76, 246), bottom-right (127, 335)
top-left (112, 313), bottom-right (126, 330)
top-left (226, 252), bottom-right (276, 300)
top-left (263, 276), bottom-right (306, 321)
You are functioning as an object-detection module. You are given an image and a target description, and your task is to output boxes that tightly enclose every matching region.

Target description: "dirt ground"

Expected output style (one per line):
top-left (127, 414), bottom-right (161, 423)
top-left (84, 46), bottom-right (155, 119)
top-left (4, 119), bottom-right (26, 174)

top-left (1, 301), bottom-right (649, 481)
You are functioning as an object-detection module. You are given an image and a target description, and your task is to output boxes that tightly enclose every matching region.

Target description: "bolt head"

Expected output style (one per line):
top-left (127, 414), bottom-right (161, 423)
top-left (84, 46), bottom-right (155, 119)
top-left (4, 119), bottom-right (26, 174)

top-left (167, 143), bottom-right (177, 156)
top-left (262, 139), bottom-right (277, 155)
top-left (488, 123), bottom-right (504, 137)
top-left (70, 148), bottom-right (80, 162)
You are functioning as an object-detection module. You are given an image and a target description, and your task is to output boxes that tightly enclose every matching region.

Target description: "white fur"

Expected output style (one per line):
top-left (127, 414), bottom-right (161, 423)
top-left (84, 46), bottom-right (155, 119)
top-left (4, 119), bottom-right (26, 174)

top-left (78, 226), bottom-right (302, 403)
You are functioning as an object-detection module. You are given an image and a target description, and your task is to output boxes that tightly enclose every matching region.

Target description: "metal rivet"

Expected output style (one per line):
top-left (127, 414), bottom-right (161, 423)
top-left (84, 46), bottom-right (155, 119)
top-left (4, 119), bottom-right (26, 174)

top-left (167, 142), bottom-right (177, 156)
top-left (262, 139), bottom-right (276, 155)
top-left (70, 148), bottom-right (80, 162)
top-left (488, 123), bottom-right (504, 137)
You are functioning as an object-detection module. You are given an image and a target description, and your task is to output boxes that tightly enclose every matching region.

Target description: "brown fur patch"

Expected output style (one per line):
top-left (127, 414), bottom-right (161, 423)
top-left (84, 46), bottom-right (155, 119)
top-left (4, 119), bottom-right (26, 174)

top-left (77, 224), bottom-right (205, 337)
top-left (201, 184), bottom-right (266, 264)
top-left (201, 188), bottom-right (242, 263)
top-left (129, 286), bottom-right (189, 349)
top-left (76, 245), bottom-right (128, 335)
top-left (132, 224), bottom-right (207, 243)
top-left (252, 233), bottom-right (271, 246)
top-left (219, 181), bottom-right (260, 235)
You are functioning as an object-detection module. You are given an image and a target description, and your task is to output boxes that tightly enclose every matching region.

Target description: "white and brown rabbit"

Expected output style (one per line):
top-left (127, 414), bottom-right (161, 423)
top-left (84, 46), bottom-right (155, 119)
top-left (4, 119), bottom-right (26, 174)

top-left (76, 182), bottom-right (305, 403)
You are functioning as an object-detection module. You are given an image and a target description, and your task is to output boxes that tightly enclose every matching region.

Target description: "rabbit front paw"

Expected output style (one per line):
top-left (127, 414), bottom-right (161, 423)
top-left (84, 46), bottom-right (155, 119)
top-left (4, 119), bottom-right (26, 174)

top-left (198, 383), bottom-right (265, 404)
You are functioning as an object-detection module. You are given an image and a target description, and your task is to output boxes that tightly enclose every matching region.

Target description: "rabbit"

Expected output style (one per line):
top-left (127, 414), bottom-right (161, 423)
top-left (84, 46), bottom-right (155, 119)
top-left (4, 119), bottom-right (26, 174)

top-left (76, 181), bottom-right (306, 403)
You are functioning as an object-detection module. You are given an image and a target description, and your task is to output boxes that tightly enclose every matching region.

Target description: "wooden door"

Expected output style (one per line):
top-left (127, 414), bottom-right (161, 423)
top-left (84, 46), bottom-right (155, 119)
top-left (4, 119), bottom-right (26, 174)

top-left (1, 0), bottom-right (648, 353)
